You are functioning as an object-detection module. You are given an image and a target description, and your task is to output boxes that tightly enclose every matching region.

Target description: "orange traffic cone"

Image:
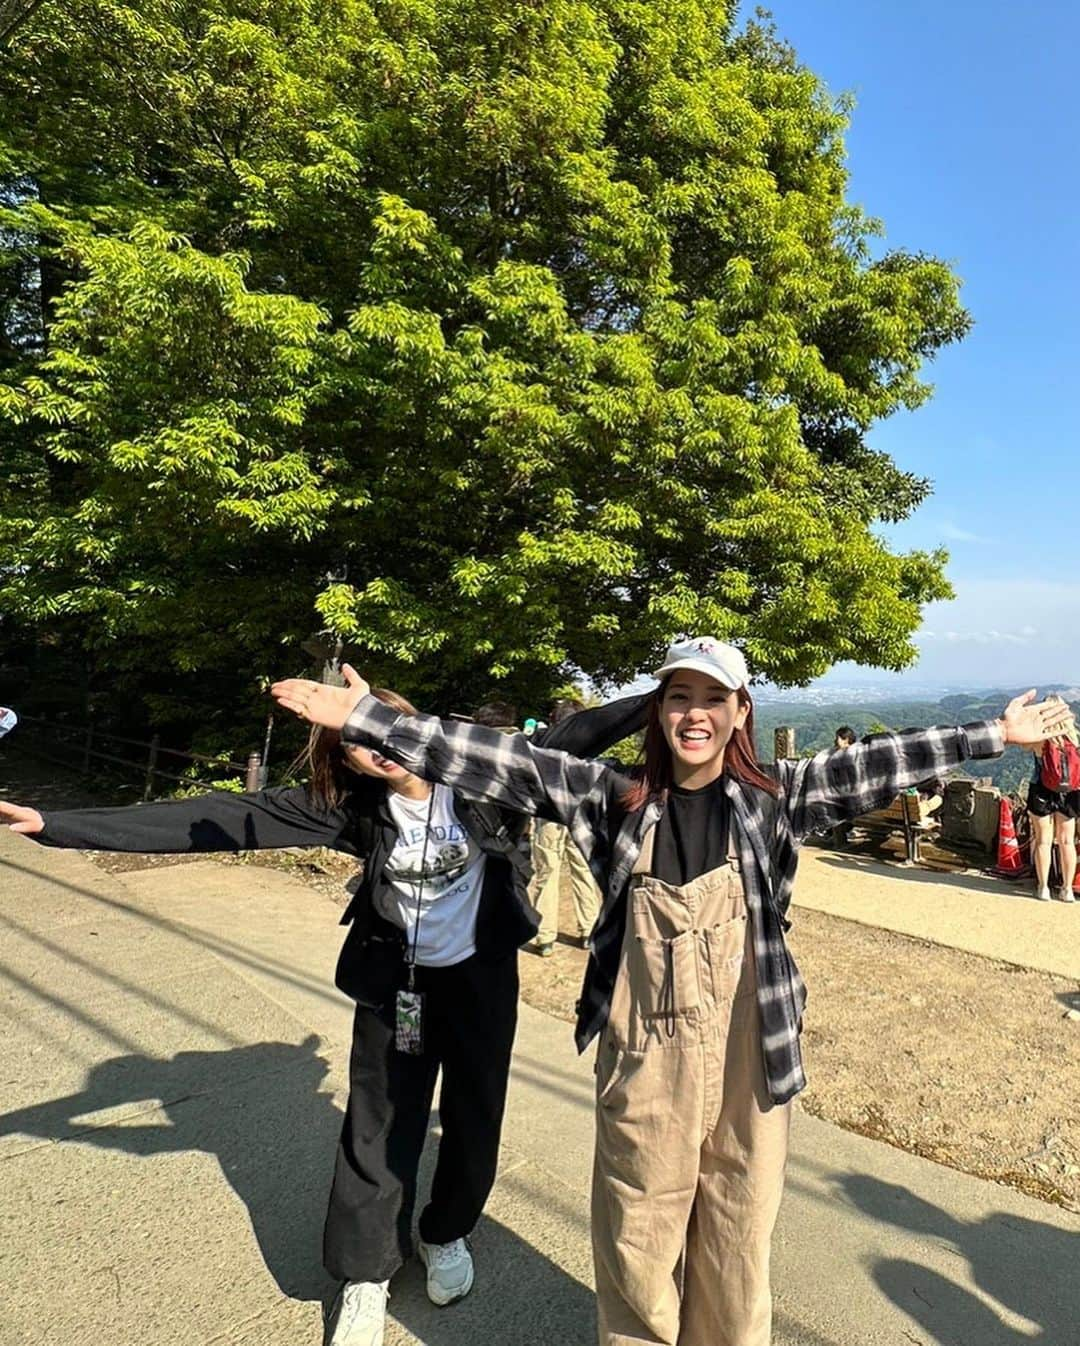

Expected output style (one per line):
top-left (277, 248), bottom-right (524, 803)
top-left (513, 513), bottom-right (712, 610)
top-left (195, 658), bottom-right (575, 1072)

top-left (994, 797), bottom-right (1024, 875)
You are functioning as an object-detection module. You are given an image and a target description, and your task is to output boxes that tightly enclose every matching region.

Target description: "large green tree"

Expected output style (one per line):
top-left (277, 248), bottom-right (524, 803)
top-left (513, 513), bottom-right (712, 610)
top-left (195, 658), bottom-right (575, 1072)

top-left (0, 0), bottom-right (964, 730)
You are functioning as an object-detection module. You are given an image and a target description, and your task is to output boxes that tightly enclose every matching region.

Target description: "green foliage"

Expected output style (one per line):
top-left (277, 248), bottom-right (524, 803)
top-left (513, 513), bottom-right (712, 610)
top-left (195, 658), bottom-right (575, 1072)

top-left (0, 0), bottom-right (968, 730)
top-left (604, 733), bottom-right (645, 769)
top-left (168, 773), bottom-right (247, 798)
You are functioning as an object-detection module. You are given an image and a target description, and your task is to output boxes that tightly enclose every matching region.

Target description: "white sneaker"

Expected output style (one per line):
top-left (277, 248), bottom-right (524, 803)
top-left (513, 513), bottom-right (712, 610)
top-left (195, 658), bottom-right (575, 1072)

top-left (1036, 887), bottom-right (1052, 901)
top-left (1056, 888), bottom-right (1076, 903)
top-left (418, 1236), bottom-right (475, 1306)
top-left (326, 1280), bottom-right (389, 1346)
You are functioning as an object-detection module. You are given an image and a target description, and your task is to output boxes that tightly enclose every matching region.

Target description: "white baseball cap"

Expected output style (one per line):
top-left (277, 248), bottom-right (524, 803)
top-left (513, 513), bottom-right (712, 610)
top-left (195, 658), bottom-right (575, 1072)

top-left (651, 637), bottom-right (748, 690)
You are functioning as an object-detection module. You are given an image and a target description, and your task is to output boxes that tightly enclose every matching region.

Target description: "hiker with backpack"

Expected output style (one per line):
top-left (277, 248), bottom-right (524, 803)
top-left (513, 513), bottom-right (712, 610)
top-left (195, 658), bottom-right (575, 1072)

top-left (1027, 695), bottom-right (1080, 903)
top-left (271, 643), bottom-right (1075, 1346)
top-left (0, 685), bottom-right (646, 1346)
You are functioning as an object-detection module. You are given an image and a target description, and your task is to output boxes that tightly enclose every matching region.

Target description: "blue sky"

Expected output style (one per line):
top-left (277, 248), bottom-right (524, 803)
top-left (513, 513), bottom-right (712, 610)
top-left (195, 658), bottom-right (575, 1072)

top-left (755, 1), bottom-right (1080, 688)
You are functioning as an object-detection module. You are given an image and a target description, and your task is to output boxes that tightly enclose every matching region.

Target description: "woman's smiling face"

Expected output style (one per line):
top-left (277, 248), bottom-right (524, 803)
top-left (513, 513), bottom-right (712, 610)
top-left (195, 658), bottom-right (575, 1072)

top-left (659, 669), bottom-right (748, 786)
top-left (342, 743), bottom-right (408, 781)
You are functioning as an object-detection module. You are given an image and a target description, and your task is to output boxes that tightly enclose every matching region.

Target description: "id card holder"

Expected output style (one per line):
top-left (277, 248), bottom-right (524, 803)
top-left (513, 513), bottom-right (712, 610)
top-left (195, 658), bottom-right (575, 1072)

top-left (395, 988), bottom-right (424, 1055)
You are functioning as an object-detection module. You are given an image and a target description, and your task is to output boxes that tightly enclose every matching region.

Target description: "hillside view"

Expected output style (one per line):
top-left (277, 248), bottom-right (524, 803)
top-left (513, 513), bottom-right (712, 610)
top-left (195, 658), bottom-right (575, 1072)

top-left (753, 687), bottom-right (1080, 795)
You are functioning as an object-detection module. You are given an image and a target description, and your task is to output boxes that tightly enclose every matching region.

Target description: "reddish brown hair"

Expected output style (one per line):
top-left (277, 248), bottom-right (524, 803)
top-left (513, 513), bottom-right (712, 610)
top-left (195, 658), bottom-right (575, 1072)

top-left (621, 682), bottom-right (779, 811)
top-left (299, 686), bottom-right (419, 808)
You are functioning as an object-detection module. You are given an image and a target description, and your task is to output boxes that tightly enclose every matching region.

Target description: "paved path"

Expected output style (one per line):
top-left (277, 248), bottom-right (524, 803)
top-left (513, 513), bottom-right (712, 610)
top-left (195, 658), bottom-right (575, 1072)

top-left (1, 833), bottom-right (1077, 1346)
top-left (793, 847), bottom-right (1080, 978)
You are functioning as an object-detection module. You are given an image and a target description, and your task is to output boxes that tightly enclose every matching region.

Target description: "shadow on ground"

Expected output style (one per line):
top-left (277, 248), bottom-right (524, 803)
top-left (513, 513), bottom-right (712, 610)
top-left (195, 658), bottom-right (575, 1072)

top-left (840, 1173), bottom-right (1080, 1344)
top-left (811, 853), bottom-right (1036, 902)
top-left (1, 1036), bottom-right (340, 1301)
top-left (0, 1036), bottom-right (596, 1343)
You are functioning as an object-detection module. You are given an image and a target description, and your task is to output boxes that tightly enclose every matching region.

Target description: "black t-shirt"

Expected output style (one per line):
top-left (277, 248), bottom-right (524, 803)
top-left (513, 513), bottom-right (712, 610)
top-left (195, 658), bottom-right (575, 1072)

top-left (651, 779), bottom-right (731, 885)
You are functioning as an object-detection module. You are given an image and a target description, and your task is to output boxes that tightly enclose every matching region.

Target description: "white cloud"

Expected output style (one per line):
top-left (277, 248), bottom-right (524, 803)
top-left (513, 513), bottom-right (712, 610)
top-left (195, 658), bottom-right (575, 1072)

top-left (939, 522), bottom-right (989, 543)
top-left (911, 580), bottom-right (1079, 684)
top-left (919, 628), bottom-right (1033, 645)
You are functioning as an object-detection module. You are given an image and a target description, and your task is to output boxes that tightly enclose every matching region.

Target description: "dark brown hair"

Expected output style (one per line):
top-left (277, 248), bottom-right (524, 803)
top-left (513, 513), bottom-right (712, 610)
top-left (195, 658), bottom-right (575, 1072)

top-left (473, 700), bottom-right (517, 729)
top-left (300, 686), bottom-right (419, 808)
top-left (621, 681), bottom-right (779, 812)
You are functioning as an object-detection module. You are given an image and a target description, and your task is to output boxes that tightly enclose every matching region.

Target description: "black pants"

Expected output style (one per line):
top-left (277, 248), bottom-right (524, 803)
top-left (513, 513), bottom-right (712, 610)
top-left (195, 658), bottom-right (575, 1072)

top-left (323, 950), bottom-right (519, 1283)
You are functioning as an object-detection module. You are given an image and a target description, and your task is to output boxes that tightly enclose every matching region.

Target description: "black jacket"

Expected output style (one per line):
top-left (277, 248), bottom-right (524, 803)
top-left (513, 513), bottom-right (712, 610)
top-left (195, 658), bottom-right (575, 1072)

top-left (37, 694), bottom-right (649, 1006)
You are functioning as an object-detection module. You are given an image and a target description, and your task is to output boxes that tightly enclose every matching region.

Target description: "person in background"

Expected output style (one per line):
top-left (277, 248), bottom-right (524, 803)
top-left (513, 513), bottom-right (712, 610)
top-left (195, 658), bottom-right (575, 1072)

top-left (472, 701), bottom-right (518, 732)
top-left (530, 698), bottom-right (604, 956)
top-left (1027, 702), bottom-right (1079, 903)
top-left (0, 706), bottom-right (17, 739)
top-left (828, 727), bottom-right (857, 844)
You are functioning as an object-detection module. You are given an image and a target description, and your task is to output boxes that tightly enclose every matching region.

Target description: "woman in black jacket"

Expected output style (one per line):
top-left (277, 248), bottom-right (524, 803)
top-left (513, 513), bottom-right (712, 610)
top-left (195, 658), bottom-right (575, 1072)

top-left (1, 686), bottom-right (647, 1346)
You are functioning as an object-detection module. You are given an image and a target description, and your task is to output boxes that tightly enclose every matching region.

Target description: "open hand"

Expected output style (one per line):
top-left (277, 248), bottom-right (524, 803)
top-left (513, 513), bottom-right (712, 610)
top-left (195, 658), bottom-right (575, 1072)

top-left (0, 801), bottom-right (44, 835)
top-left (270, 663), bottom-right (370, 731)
top-left (1000, 691), bottom-right (1076, 748)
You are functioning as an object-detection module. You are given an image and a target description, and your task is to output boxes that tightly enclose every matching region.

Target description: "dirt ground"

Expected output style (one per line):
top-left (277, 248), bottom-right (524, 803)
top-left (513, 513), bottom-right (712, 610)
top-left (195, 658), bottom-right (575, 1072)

top-left (3, 747), bottom-right (1078, 1212)
top-left (517, 876), bottom-right (1080, 1215)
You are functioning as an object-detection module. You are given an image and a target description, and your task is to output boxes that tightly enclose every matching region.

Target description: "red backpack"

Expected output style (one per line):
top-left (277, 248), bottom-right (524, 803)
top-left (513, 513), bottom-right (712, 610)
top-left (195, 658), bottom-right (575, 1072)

top-left (1041, 741), bottom-right (1080, 792)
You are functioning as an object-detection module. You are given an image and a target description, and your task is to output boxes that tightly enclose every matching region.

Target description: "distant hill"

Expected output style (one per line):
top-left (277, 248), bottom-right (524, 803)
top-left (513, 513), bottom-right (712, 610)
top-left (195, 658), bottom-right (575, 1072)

top-left (753, 685), bottom-right (1080, 796)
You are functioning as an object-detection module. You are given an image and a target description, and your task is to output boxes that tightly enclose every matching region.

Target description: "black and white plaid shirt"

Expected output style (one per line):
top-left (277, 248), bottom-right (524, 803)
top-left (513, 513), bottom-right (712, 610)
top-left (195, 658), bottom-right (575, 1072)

top-left (344, 696), bottom-right (1003, 1103)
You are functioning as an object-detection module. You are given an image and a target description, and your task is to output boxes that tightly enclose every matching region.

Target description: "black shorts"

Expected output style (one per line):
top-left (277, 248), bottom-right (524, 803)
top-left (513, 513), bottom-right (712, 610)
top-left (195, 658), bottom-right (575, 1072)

top-left (1027, 780), bottom-right (1080, 819)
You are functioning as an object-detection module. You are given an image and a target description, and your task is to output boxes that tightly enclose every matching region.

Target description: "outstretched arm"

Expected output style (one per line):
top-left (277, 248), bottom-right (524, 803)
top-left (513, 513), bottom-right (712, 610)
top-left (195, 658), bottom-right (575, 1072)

top-left (271, 666), bottom-right (612, 826)
top-left (777, 690), bottom-right (1074, 840)
top-left (532, 692), bottom-right (650, 761)
top-left (0, 786), bottom-right (361, 856)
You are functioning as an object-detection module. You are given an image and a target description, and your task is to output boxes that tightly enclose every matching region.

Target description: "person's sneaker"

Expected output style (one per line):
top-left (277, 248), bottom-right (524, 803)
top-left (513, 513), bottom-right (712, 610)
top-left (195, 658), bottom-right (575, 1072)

top-left (418, 1237), bottom-right (474, 1306)
top-left (326, 1280), bottom-right (389, 1346)
top-left (1035, 886), bottom-right (1052, 901)
top-left (1056, 888), bottom-right (1076, 903)
top-left (535, 940), bottom-right (555, 958)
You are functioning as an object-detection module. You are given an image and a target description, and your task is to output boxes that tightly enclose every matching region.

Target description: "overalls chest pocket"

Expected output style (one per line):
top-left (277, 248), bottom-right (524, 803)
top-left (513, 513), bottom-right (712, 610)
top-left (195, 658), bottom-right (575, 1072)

top-left (627, 856), bottom-right (749, 1030)
top-left (629, 927), bottom-right (703, 1028)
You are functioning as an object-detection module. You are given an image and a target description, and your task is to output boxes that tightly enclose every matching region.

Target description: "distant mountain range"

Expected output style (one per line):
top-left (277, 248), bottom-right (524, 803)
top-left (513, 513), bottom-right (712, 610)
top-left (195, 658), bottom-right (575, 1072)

top-left (754, 680), bottom-right (1080, 706)
top-left (753, 684), bottom-right (1080, 795)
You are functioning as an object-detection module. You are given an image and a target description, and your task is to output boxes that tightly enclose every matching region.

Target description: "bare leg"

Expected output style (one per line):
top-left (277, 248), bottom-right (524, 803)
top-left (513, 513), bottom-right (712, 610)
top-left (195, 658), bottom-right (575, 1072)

top-left (1055, 815), bottom-right (1077, 900)
top-left (1031, 812), bottom-right (1054, 898)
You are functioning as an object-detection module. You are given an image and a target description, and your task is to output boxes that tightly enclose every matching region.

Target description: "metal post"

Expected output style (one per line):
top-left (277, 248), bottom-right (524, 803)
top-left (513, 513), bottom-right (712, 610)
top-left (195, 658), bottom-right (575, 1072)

top-left (259, 713), bottom-right (274, 789)
top-left (901, 794), bottom-right (916, 863)
top-left (143, 734), bottom-right (160, 801)
top-left (245, 752), bottom-right (262, 792)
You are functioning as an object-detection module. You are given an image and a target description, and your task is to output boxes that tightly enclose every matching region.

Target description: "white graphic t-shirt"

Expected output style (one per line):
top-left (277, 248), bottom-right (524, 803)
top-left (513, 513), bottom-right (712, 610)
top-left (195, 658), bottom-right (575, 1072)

top-left (379, 784), bottom-right (484, 967)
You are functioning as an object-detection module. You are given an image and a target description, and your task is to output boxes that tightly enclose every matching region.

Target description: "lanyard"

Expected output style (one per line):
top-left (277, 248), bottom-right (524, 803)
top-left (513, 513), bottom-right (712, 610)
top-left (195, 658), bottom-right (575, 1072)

top-left (404, 786), bottom-right (437, 991)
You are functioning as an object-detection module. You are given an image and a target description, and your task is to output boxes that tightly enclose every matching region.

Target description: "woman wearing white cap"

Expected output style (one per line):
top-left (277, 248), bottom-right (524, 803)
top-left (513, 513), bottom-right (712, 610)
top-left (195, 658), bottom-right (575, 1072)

top-left (271, 643), bottom-right (1072, 1346)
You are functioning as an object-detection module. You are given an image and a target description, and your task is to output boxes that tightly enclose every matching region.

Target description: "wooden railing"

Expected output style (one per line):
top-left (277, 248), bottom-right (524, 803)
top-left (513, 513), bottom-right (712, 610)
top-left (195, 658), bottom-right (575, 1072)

top-left (10, 715), bottom-right (263, 799)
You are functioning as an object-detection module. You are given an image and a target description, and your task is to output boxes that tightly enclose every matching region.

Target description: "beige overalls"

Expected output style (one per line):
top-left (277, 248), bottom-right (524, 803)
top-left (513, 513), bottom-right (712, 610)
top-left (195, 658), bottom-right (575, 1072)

top-left (592, 824), bottom-right (791, 1346)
